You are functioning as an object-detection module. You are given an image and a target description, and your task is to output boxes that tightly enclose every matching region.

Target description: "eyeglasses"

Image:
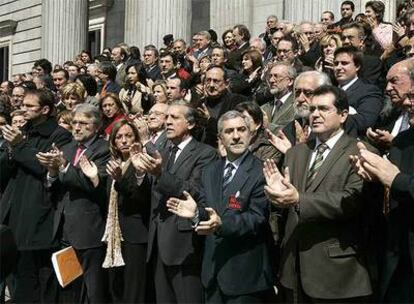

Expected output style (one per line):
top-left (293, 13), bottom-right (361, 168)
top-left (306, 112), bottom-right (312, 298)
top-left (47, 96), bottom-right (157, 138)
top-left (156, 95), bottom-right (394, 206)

top-left (71, 120), bottom-right (95, 127)
top-left (294, 89), bottom-right (314, 98)
top-left (309, 105), bottom-right (337, 114)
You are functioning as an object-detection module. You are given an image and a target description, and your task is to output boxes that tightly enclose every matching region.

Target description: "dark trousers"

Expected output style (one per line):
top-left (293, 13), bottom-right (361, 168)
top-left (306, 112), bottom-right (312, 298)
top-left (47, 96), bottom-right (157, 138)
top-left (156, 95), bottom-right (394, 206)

top-left (153, 252), bottom-right (202, 303)
top-left (205, 284), bottom-right (273, 304)
top-left (13, 249), bottom-right (59, 303)
top-left (109, 242), bottom-right (147, 303)
top-left (384, 252), bottom-right (414, 303)
top-left (74, 247), bottom-right (110, 304)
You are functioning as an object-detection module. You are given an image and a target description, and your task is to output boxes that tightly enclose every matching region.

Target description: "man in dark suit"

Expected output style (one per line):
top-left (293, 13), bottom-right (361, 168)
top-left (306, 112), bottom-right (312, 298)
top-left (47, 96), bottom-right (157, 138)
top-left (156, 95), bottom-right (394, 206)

top-left (143, 45), bottom-right (162, 82)
top-left (334, 46), bottom-right (383, 137)
top-left (228, 24), bottom-right (251, 71)
top-left (167, 110), bottom-right (274, 303)
top-left (261, 62), bottom-right (296, 133)
top-left (199, 65), bottom-right (247, 147)
top-left (265, 85), bottom-right (373, 302)
top-left (340, 23), bottom-right (384, 86)
top-left (38, 104), bottom-right (111, 303)
top-left (0, 89), bottom-right (71, 303)
top-left (367, 59), bottom-right (414, 151)
top-left (134, 100), bottom-right (217, 303)
top-left (351, 95), bottom-right (414, 303)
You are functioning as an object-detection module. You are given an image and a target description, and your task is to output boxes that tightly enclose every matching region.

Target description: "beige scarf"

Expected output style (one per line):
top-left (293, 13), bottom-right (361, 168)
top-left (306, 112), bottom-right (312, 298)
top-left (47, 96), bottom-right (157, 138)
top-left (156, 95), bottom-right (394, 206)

top-left (102, 159), bottom-right (130, 268)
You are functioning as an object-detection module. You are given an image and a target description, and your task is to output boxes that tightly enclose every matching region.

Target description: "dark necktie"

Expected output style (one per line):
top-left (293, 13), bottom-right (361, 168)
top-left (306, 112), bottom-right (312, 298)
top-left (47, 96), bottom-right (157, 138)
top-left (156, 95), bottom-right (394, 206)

top-left (223, 163), bottom-right (235, 189)
top-left (306, 143), bottom-right (328, 189)
top-left (271, 99), bottom-right (282, 118)
top-left (166, 145), bottom-right (179, 171)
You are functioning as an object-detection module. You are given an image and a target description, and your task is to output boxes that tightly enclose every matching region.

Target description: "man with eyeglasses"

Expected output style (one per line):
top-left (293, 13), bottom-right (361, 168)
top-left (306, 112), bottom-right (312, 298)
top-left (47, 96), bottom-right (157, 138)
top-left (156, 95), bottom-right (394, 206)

top-left (297, 22), bottom-right (322, 68)
top-left (276, 37), bottom-right (311, 74)
top-left (0, 89), bottom-right (71, 303)
top-left (38, 103), bottom-right (111, 303)
top-left (261, 62), bottom-right (296, 133)
top-left (265, 85), bottom-right (373, 303)
top-left (333, 46), bottom-right (383, 137)
top-left (10, 85), bottom-right (26, 110)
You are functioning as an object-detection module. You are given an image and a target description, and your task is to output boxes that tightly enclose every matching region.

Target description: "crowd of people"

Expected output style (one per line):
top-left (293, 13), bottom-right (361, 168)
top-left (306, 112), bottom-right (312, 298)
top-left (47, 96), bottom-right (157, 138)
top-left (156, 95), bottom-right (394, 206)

top-left (0, 0), bottom-right (414, 303)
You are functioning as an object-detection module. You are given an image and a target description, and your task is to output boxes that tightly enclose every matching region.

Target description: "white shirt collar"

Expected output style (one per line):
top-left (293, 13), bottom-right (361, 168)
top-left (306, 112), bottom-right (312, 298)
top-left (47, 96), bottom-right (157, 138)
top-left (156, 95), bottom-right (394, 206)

top-left (278, 91), bottom-right (292, 104)
top-left (176, 135), bottom-right (193, 151)
top-left (340, 76), bottom-right (358, 91)
top-left (224, 150), bottom-right (249, 172)
top-left (315, 129), bottom-right (344, 151)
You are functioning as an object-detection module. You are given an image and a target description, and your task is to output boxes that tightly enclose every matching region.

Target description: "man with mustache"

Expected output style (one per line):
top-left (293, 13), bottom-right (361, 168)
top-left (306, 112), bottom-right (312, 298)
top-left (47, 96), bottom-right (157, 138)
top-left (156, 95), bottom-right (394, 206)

top-left (199, 65), bottom-right (247, 147)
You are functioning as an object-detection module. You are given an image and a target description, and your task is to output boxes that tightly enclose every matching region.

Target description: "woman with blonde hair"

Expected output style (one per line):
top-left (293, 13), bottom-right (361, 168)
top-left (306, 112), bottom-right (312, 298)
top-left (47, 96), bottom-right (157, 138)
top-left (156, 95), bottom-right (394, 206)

top-left (315, 34), bottom-right (342, 82)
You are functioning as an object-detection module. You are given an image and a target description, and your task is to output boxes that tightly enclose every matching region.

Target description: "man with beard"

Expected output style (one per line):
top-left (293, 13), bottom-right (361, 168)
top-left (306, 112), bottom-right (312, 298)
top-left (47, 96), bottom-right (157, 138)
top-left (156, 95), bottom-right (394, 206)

top-left (267, 71), bottom-right (332, 159)
top-left (198, 65), bottom-right (247, 147)
top-left (261, 63), bottom-right (296, 133)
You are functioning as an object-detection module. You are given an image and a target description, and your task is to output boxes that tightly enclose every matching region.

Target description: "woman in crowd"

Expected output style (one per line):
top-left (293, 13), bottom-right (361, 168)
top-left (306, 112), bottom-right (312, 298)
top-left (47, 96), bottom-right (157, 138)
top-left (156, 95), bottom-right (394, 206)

top-left (222, 29), bottom-right (237, 52)
top-left (365, 0), bottom-right (393, 49)
top-left (119, 63), bottom-right (150, 115)
top-left (239, 48), bottom-right (263, 98)
top-left (315, 34), bottom-right (342, 83)
top-left (100, 93), bottom-right (126, 137)
top-left (75, 74), bottom-right (100, 107)
top-left (80, 50), bottom-right (93, 66)
top-left (56, 110), bottom-right (73, 132)
top-left (60, 82), bottom-right (86, 111)
top-left (103, 119), bottom-right (151, 303)
top-left (151, 80), bottom-right (168, 104)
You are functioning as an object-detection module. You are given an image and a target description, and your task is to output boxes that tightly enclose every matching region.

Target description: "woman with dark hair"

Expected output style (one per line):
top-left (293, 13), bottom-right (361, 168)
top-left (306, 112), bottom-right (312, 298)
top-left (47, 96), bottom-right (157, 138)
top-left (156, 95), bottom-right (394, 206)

top-left (222, 29), bottom-right (237, 51)
top-left (75, 74), bottom-right (99, 106)
top-left (365, 0), bottom-right (393, 49)
top-left (126, 46), bottom-right (142, 65)
top-left (80, 50), bottom-right (93, 65)
top-left (87, 119), bottom-right (150, 303)
top-left (119, 63), bottom-right (150, 115)
top-left (100, 93), bottom-right (126, 137)
top-left (239, 48), bottom-right (263, 98)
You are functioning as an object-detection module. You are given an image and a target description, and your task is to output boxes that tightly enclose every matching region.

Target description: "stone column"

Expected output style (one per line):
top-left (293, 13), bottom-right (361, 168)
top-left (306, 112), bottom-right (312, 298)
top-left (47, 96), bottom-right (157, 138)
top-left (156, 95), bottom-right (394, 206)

top-left (210, 0), bottom-right (252, 39)
top-left (125, 0), bottom-right (191, 49)
top-left (41, 0), bottom-right (88, 65)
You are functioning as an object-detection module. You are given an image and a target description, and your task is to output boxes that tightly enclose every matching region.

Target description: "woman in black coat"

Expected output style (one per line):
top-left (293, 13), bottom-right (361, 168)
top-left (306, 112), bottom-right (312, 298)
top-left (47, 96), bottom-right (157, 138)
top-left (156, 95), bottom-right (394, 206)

top-left (103, 118), bottom-right (151, 303)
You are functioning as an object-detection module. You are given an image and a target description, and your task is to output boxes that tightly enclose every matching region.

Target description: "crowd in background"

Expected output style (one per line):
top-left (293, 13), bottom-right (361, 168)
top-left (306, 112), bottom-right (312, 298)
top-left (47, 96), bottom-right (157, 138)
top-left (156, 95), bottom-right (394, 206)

top-left (1, 0), bottom-right (414, 303)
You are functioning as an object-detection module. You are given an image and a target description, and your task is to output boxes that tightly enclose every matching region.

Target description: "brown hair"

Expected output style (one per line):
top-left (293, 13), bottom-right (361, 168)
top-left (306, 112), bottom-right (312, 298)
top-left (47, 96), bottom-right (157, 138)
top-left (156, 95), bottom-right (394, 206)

top-left (108, 118), bottom-right (141, 160)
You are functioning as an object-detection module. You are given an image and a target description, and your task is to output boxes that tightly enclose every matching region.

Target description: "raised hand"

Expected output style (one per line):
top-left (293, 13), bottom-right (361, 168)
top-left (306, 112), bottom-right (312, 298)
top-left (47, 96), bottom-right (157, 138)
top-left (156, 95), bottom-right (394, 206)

top-left (195, 208), bottom-right (222, 235)
top-left (393, 22), bottom-right (406, 38)
top-left (197, 103), bottom-right (211, 120)
top-left (134, 151), bottom-right (163, 177)
top-left (264, 166), bottom-right (299, 208)
top-left (106, 159), bottom-right (122, 181)
top-left (266, 128), bottom-right (292, 154)
top-left (166, 191), bottom-right (197, 218)
top-left (263, 159), bottom-right (288, 193)
top-left (358, 144), bottom-right (400, 187)
top-left (78, 155), bottom-right (99, 187)
top-left (1, 124), bottom-right (23, 146)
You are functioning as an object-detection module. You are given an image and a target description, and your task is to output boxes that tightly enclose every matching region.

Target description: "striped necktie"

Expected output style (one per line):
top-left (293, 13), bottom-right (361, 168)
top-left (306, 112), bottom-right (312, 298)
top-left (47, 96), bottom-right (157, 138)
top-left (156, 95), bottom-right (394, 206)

top-left (306, 143), bottom-right (328, 189)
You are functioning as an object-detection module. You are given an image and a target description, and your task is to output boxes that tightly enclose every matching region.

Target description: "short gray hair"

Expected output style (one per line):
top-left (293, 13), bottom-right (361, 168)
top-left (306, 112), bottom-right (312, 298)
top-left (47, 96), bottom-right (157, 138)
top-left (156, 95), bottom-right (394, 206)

top-left (217, 110), bottom-right (251, 135)
top-left (270, 62), bottom-right (297, 80)
top-left (197, 31), bottom-right (211, 40)
top-left (170, 100), bottom-right (196, 125)
top-left (294, 71), bottom-right (331, 89)
top-left (72, 103), bottom-right (101, 125)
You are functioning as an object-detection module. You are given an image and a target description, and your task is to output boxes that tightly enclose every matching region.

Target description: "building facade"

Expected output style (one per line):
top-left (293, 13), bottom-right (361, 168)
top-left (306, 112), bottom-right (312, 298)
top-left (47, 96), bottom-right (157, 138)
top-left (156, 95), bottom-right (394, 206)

top-left (0, 0), bottom-right (400, 80)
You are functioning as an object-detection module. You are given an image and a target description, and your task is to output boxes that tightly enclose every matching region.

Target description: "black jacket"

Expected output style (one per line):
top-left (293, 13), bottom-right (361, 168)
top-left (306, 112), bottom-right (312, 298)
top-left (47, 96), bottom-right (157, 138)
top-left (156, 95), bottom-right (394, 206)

top-left (51, 137), bottom-right (111, 250)
top-left (0, 119), bottom-right (71, 249)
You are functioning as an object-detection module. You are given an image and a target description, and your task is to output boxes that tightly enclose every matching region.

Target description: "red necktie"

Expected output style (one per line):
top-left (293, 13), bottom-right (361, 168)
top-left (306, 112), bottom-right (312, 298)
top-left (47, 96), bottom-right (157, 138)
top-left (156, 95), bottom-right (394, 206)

top-left (73, 145), bottom-right (85, 166)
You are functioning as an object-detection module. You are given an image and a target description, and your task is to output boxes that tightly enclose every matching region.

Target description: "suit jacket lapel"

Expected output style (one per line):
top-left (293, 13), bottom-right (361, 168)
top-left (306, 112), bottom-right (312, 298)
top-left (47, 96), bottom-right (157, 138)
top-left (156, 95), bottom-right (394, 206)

top-left (306, 133), bottom-right (350, 192)
top-left (297, 141), bottom-right (314, 192)
top-left (272, 93), bottom-right (294, 123)
top-left (169, 138), bottom-right (197, 174)
top-left (218, 153), bottom-right (253, 214)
